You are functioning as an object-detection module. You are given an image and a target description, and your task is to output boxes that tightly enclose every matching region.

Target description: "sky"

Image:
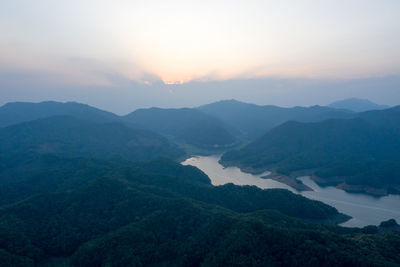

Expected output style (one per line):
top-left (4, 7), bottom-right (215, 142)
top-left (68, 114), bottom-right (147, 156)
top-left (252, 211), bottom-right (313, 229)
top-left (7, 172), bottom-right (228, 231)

top-left (0, 0), bottom-right (399, 114)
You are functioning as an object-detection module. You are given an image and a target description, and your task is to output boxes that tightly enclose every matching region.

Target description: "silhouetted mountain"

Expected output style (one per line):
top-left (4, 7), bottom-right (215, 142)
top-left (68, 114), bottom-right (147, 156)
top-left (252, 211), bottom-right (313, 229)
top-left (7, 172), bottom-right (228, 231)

top-left (221, 106), bottom-right (400, 195)
top-left (0, 116), bottom-right (184, 162)
top-left (358, 105), bottom-right (400, 134)
top-left (198, 99), bottom-right (353, 139)
top-left (1, 155), bottom-right (399, 266)
top-left (0, 101), bottom-right (121, 128)
top-left (328, 98), bottom-right (389, 112)
top-left (124, 107), bottom-right (236, 148)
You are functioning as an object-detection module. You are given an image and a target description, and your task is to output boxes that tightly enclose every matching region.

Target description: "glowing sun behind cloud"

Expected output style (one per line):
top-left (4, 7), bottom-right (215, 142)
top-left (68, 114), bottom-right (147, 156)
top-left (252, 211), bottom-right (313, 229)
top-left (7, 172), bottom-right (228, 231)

top-left (0, 0), bottom-right (399, 85)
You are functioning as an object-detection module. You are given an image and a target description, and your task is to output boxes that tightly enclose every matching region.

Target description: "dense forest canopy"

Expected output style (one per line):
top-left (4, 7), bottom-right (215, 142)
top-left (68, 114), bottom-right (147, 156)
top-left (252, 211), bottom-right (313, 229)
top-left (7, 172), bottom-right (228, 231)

top-left (0, 155), bottom-right (399, 266)
top-left (0, 100), bottom-right (399, 266)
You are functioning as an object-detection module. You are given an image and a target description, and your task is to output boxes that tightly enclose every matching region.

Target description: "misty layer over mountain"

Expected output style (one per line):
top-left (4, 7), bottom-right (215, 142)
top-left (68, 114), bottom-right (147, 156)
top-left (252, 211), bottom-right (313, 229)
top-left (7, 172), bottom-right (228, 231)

top-left (1, 76), bottom-right (398, 114)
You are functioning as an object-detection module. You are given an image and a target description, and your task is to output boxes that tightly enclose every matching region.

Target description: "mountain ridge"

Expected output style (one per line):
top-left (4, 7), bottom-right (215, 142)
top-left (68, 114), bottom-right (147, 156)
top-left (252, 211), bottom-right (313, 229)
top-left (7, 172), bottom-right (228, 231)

top-left (0, 101), bottom-right (121, 128)
top-left (221, 106), bottom-right (400, 196)
top-left (198, 99), bottom-right (354, 139)
top-left (328, 98), bottom-right (390, 112)
top-left (0, 115), bottom-right (184, 162)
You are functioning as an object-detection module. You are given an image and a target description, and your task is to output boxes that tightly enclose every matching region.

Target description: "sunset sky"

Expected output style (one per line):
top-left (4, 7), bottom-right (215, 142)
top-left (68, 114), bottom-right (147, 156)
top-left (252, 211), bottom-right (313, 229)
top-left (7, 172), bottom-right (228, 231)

top-left (1, 0), bottom-right (399, 113)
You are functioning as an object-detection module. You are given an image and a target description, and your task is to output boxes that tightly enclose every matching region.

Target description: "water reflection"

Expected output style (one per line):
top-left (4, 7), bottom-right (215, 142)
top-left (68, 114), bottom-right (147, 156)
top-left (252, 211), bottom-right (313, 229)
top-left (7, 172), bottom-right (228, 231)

top-left (182, 155), bottom-right (400, 227)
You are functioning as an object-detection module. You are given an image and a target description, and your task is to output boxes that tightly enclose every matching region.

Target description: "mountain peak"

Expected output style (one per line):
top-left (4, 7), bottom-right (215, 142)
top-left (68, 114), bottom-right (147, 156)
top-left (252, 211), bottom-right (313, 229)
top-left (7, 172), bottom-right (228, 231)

top-left (328, 98), bottom-right (389, 112)
top-left (0, 101), bottom-right (120, 128)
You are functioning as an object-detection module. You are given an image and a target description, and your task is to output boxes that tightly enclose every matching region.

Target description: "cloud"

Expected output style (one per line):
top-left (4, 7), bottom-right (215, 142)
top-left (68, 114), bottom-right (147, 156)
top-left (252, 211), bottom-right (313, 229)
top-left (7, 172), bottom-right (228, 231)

top-left (1, 1), bottom-right (400, 84)
top-left (0, 1), bottom-right (399, 113)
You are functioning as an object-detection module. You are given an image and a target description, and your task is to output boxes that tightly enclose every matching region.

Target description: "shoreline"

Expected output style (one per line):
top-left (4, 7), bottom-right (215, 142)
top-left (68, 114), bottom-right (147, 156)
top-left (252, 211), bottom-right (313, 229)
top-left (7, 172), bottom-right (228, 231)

top-left (261, 172), bottom-right (312, 192)
top-left (311, 175), bottom-right (391, 197)
top-left (186, 155), bottom-right (400, 227)
top-left (220, 159), bottom-right (395, 197)
top-left (219, 159), bottom-right (313, 192)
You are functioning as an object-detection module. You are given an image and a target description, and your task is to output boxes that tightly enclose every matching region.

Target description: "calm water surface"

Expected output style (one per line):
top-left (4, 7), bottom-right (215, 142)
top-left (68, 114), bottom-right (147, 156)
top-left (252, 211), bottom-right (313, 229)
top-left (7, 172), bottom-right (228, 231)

top-left (182, 155), bottom-right (400, 227)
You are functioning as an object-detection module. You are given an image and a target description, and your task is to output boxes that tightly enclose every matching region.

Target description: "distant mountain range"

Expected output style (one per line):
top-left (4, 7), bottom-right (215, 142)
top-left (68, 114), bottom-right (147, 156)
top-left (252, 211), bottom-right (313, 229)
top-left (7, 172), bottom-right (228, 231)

top-left (1, 99), bottom-right (370, 150)
top-left (198, 99), bottom-right (354, 139)
top-left (328, 98), bottom-right (389, 112)
top-left (0, 101), bottom-right (237, 150)
top-left (0, 98), bottom-right (394, 154)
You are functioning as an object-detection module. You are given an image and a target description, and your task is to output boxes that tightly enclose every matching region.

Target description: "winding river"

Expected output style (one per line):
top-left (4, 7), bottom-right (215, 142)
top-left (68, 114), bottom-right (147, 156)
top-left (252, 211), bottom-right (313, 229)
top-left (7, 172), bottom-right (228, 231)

top-left (182, 155), bottom-right (400, 227)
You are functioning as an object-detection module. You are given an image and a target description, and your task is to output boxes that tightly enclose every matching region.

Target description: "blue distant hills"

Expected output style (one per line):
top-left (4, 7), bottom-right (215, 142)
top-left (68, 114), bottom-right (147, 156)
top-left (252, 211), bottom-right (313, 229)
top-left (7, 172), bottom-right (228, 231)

top-left (328, 98), bottom-right (389, 112)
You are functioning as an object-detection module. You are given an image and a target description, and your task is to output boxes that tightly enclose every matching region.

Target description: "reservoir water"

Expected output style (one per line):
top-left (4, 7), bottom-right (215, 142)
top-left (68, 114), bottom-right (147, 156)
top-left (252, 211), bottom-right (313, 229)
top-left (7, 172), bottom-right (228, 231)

top-left (182, 155), bottom-right (400, 227)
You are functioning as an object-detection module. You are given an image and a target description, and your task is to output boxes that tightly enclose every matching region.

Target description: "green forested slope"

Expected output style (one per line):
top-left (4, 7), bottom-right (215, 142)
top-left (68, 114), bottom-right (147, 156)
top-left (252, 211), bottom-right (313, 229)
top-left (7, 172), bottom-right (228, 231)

top-left (221, 107), bottom-right (400, 193)
top-left (0, 155), bottom-right (399, 266)
top-left (0, 101), bottom-right (121, 128)
top-left (125, 107), bottom-right (236, 148)
top-left (0, 116), bottom-right (184, 162)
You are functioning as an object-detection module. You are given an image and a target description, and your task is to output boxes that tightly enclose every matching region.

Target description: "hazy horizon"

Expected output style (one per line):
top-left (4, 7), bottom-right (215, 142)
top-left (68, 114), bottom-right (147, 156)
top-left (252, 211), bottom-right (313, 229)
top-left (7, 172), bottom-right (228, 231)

top-left (1, 75), bottom-right (398, 114)
top-left (1, 1), bottom-right (399, 114)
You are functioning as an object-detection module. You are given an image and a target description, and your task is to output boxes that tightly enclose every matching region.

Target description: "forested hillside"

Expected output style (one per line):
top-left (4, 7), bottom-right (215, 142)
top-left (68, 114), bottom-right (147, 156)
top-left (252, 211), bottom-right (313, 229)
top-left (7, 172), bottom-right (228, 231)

top-left (0, 101), bottom-right (121, 128)
top-left (0, 155), bottom-right (399, 266)
top-left (0, 116), bottom-right (184, 162)
top-left (221, 106), bottom-right (400, 195)
top-left (125, 107), bottom-right (236, 149)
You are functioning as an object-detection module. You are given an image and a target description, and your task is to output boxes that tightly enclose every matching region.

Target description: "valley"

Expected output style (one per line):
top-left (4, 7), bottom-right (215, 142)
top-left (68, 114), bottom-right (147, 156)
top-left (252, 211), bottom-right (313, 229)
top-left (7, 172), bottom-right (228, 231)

top-left (182, 155), bottom-right (400, 227)
top-left (0, 99), bottom-right (399, 266)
